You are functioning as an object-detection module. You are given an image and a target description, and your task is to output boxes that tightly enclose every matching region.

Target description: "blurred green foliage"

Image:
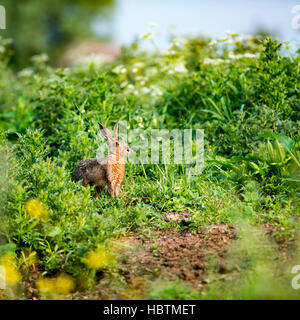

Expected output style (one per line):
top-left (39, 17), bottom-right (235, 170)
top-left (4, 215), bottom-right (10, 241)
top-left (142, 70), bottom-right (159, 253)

top-left (1, 0), bottom-right (115, 67)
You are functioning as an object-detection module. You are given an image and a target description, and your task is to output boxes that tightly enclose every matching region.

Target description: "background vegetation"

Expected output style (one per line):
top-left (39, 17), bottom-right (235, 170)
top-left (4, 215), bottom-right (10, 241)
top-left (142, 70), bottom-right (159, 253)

top-left (1, 0), bottom-right (115, 67)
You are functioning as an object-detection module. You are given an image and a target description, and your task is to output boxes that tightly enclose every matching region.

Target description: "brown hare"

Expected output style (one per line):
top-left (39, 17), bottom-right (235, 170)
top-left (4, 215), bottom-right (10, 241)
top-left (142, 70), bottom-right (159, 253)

top-left (75, 121), bottom-right (130, 198)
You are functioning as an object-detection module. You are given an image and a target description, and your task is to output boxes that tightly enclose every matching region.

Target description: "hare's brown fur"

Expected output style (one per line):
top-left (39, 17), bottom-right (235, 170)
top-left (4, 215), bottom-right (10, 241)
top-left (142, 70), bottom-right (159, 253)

top-left (75, 121), bottom-right (129, 198)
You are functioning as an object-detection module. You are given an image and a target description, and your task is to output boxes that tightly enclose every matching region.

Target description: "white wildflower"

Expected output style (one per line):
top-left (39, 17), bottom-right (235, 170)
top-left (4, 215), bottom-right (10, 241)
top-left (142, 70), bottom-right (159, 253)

top-left (163, 49), bottom-right (177, 56)
top-left (18, 68), bottom-right (34, 78)
top-left (151, 86), bottom-right (163, 97)
top-left (228, 52), bottom-right (242, 60)
top-left (228, 52), bottom-right (259, 60)
top-left (127, 84), bottom-right (135, 90)
top-left (203, 58), bottom-right (224, 65)
top-left (243, 52), bottom-right (260, 59)
top-left (172, 38), bottom-right (182, 46)
top-left (112, 65), bottom-right (125, 74)
top-left (174, 63), bottom-right (187, 73)
top-left (208, 40), bottom-right (217, 46)
top-left (31, 53), bottom-right (49, 64)
top-left (226, 39), bottom-right (235, 45)
top-left (141, 87), bottom-right (151, 94)
top-left (120, 81), bottom-right (128, 88)
top-left (133, 62), bottom-right (144, 68)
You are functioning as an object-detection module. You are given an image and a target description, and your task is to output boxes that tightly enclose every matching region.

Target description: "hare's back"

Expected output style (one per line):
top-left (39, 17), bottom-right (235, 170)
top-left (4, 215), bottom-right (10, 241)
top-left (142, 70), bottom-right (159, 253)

top-left (75, 158), bottom-right (106, 185)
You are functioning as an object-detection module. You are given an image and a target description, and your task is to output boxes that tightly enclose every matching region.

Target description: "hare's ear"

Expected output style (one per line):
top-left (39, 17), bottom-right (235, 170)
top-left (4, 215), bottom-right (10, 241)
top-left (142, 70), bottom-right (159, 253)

top-left (113, 121), bottom-right (119, 139)
top-left (98, 122), bottom-right (112, 140)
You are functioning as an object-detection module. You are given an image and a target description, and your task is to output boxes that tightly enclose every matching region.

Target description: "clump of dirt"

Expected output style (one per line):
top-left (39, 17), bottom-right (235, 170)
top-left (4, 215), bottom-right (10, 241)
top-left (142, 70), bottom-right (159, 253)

top-left (20, 263), bottom-right (41, 300)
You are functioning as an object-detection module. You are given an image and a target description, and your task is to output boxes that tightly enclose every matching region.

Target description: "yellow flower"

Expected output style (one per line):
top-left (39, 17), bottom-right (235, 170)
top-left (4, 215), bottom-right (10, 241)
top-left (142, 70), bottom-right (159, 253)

top-left (84, 248), bottom-right (109, 270)
top-left (25, 198), bottom-right (49, 219)
top-left (0, 253), bottom-right (22, 285)
top-left (37, 273), bottom-right (74, 295)
top-left (2, 265), bottom-right (22, 284)
top-left (37, 277), bottom-right (55, 293)
top-left (55, 273), bottom-right (75, 294)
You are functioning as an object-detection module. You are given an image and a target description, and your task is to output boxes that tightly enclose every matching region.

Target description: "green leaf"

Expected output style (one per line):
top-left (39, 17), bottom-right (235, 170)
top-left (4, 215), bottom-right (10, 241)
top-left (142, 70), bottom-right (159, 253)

top-left (47, 226), bottom-right (62, 238)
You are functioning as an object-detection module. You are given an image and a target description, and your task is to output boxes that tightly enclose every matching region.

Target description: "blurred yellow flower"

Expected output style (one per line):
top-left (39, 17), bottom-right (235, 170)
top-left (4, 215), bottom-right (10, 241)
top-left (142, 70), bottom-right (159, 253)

top-left (0, 253), bottom-right (22, 285)
top-left (84, 248), bottom-right (109, 270)
top-left (25, 198), bottom-right (49, 219)
top-left (37, 277), bottom-right (55, 293)
top-left (209, 144), bottom-right (215, 152)
top-left (54, 273), bottom-right (75, 294)
top-left (2, 265), bottom-right (22, 284)
top-left (37, 273), bottom-right (74, 295)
